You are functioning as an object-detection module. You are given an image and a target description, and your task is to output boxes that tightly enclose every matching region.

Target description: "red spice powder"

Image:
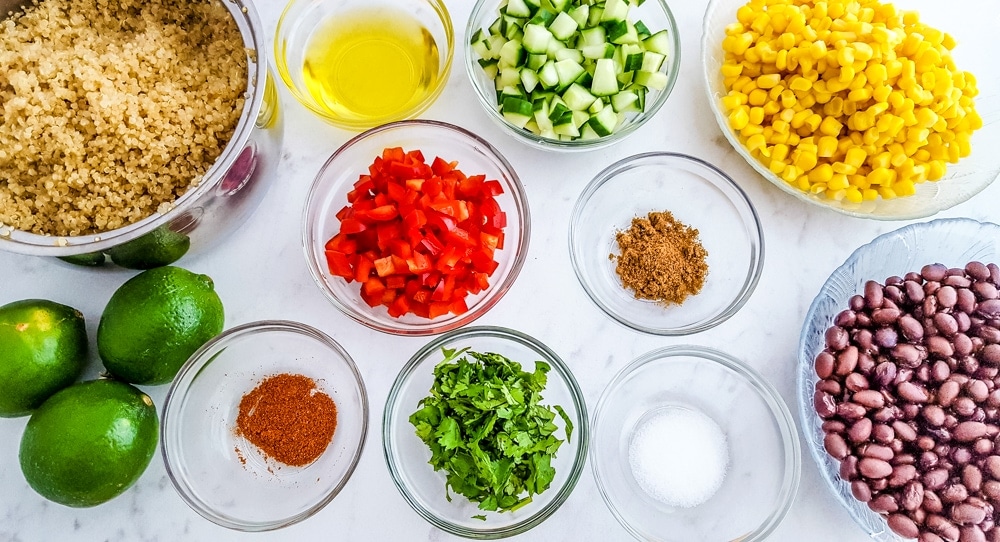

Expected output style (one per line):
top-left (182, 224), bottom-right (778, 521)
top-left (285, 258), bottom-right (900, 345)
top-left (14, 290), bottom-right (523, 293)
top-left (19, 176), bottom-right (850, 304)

top-left (235, 373), bottom-right (338, 467)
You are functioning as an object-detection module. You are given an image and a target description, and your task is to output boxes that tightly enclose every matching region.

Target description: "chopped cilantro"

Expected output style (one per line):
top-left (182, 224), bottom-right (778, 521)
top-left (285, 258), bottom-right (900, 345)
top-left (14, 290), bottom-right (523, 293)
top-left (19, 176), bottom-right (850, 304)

top-left (408, 347), bottom-right (571, 515)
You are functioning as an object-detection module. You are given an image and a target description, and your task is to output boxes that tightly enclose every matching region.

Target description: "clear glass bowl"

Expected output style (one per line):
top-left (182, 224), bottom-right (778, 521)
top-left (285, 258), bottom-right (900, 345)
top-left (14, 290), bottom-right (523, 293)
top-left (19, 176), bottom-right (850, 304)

top-left (568, 152), bottom-right (764, 335)
top-left (302, 120), bottom-right (530, 336)
top-left (592, 346), bottom-right (801, 541)
top-left (465, 0), bottom-right (680, 151)
top-left (274, 0), bottom-right (454, 130)
top-left (702, 0), bottom-right (1000, 219)
top-left (382, 326), bottom-right (589, 539)
top-left (797, 218), bottom-right (1000, 541)
top-left (161, 320), bottom-right (369, 531)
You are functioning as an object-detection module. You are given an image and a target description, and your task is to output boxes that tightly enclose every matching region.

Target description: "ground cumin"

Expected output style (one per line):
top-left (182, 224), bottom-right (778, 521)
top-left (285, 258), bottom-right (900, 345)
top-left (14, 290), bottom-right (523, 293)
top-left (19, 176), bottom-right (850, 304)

top-left (612, 211), bottom-right (708, 305)
top-left (235, 374), bottom-right (338, 467)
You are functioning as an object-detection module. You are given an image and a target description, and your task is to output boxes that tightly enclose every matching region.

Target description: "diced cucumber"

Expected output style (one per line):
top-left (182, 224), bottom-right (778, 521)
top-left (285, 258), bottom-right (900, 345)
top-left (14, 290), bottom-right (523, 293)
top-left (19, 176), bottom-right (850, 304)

top-left (610, 89), bottom-right (640, 112)
top-left (554, 58), bottom-right (585, 89)
top-left (571, 109), bottom-right (591, 128)
top-left (562, 82), bottom-right (597, 111)
top-left (600, 0), bottom-right (629, 23)
top-left (505, 0), bottom-right (535, 18)
top-left (567, 4), bottom-right (589, 27)
top-left (522, 24), bottom-right (554, 54)
top-left (634, 20), bottom-right (651, 39)
top-left (641, 51), bottom-right (665, 73)
top-left (549, 12), bottom-right (579, 40)
top-left (528, 8), bottom-right (556, 26)
top-left (587, 106), bottom-right (619, 136)
top-left (621, 43), bottom-right (643, 72)
top-left (633, 69), bottom-right (668, 90)
top-left (544, 0), bottom-right (571, 11)
top-left (578, 25), bottom-right (606, 47)
top-left (580, 123), bottom-right (601, 140)
top-left (581, 43), bottom-right (615, 60)
top-left (520, 68), bottom-right (540, 93)
top-left (496, 67), bottom-right (522, 90)
top-left (537, 60), bottom-right (559, 89)
top-left (478, 58), bottom-right (499, 80)
top-left (642, 29), bottom-right (670, 55)
top-left (527, 53), bottom-right (548, 70)
top-left (498, 39), bottom-right (525, 68)
top-left (554, 48), bottom-right (584, 64)
top-left (473, 0), bottom-right (671, 142)
top-left (590, 58), bottom-right (619, 97)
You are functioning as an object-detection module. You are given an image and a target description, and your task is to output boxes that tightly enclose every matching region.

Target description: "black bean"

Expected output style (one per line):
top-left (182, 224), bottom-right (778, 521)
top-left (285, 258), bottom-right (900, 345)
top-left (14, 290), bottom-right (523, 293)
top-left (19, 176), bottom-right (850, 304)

top-left (939, 286), bottom-right (959, 308)
top-left (924, 264), bottom-right (950, 282)
top-left (826, 325), bottom-right (850, 351)
top-left (888, 513), bottom-right (920, 538)
top-left (866, 280), bottom-right (886, 310)
top-left (968, 262), bottom-right (992, 282)
top-left (974, 281), bottom-right (1000, 301)
top-left (876, 327), bottom-right (900, 348)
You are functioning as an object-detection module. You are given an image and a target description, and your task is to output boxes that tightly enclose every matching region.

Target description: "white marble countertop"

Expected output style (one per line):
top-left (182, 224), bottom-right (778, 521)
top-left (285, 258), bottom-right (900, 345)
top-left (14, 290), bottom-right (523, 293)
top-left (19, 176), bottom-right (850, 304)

top-left (2, 0), bottom-right (999, 540)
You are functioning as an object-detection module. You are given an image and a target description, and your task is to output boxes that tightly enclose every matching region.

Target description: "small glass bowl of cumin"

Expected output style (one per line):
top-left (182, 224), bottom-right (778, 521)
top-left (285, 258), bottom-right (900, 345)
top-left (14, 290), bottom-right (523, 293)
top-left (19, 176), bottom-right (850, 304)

top-left (161, 320), bottom-right (369, 531)
top-left (569, 152), bottom-right (765, 335)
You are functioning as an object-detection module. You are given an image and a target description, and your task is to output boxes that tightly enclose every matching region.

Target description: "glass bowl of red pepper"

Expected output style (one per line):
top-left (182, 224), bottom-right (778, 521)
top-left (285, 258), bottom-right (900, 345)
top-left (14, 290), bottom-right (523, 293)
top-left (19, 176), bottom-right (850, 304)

top-left (303, 119), bottom-right (530, 335)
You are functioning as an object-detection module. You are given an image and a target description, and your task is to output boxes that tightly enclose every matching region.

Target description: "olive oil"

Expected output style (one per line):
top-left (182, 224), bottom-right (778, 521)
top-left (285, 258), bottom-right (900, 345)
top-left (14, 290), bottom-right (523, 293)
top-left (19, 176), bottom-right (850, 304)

top-left (302, 8), bottom-right (440, 124)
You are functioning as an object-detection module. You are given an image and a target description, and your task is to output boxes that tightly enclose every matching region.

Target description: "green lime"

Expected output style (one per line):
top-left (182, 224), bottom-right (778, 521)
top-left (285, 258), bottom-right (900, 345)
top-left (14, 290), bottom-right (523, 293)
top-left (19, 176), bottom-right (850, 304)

top-left (106, 226), bottom-right (190, 270)
top-left (58, 252), bottom-right (107, 267)
top-left (0, 299), bottom-right (88, 418)
top-left (19, 379), bottom-right (158, 507)
top-left (98, 266), bottom-right (224, 385)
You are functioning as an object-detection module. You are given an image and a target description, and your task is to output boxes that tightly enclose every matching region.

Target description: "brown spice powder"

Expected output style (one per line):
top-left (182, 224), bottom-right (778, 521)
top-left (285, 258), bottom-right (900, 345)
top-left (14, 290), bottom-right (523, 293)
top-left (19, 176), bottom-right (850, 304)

top-left (612, 211), bottom-right (709, 305)
top-left (235, 373), bottom-right (338, 467)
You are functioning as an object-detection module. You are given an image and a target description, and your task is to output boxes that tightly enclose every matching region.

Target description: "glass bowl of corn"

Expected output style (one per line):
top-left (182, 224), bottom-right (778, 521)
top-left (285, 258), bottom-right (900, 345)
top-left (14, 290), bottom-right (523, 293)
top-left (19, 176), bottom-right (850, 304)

top-left (702, 0), bottom-right (1000, 220)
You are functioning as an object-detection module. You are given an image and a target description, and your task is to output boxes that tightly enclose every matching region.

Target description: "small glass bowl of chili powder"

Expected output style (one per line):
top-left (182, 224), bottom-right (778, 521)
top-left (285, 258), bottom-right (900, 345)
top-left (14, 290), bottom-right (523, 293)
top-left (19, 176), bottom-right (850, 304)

top-left (161, 320), bottom-right (369, 531)
top-left (569, 152), bottom-right (765, 335)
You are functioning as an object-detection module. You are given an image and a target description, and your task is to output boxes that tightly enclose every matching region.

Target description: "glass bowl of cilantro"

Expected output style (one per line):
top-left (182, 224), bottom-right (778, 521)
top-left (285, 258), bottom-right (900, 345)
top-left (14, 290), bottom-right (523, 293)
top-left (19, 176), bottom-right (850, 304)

top-left (382, 325), bottom-right (589, 538)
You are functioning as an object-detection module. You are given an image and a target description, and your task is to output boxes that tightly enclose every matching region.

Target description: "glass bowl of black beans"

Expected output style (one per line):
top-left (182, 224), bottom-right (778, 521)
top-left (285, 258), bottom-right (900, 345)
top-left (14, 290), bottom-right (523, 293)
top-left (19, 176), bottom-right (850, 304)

top-left (798, 217), bottom-right (1000, 541)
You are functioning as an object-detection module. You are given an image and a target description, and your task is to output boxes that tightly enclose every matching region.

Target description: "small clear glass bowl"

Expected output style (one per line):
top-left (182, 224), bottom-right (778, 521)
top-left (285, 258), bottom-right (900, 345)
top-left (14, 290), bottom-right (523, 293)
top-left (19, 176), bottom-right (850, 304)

top-left (161, 320), bottom-right (369, 531)
top-left (302, 120), bottom-right (530, 336)
top-left (569, 152), bottom-right (764, 335)
top-left (274, 0), bottom-right (454, 130)
top-left (798, 218), bottom-right (1000, 541)
top-left (702, 0), bottom-right (1000, 219)
top-left (593, 345), bottom-right (801, 542)
top-left (465, 0), bottom-right (680, 151)
top-left (382, 326), bottom-right (589, 539)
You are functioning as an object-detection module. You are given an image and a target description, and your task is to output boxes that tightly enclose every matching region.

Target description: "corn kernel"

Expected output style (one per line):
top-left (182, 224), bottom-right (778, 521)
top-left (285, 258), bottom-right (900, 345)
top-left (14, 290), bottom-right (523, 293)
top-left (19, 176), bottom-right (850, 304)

top-left (819, 116), bottom-right (843, 136)
top-left (721, 63), bottom-right (744, 78)
top-left (828, 173), bottom-right (850, 190)
top-left (808, 163), bottom-right (834, 183)
top-left (845, 187), bottom-right (864, 203)
top-left (729, 107), bottom-right (750, 130)
top-left (757, 73), bottom-right (782, 89)
top-left (749, 106), bottom-right (765, 126)
top-left (845, 147), bottom-right (867, 169)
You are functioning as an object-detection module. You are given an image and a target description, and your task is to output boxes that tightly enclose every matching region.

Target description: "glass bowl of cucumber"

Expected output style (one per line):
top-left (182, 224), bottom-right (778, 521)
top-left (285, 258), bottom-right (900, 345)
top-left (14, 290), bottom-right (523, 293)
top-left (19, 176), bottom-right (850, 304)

top-left (465, 0), bottom-right (681, 151)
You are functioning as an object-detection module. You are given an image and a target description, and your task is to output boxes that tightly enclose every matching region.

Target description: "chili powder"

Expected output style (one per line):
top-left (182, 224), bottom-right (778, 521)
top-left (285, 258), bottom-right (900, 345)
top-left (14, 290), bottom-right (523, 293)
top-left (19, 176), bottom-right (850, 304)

top-left (235, 373), bottom-right (338, 467)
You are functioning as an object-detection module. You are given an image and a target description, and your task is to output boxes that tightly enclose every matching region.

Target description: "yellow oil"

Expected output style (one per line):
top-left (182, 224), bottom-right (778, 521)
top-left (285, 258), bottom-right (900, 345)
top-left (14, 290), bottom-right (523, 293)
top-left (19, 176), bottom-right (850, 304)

top-left (301, 8), bottom-right (440, 123)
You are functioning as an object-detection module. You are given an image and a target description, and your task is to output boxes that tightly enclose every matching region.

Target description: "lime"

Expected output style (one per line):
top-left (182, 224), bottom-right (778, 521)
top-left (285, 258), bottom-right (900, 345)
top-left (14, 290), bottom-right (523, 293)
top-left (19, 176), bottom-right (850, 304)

top-left (0, 299), bottom-right (88, 418)
top-left (58, 252), bottom-right (107, 267)
top-left (106, 226), bottom-right (190, 270)
top-left (98, 266), bottom-right (224, 385)
top-left (19, 379), bottom-right (158, 507)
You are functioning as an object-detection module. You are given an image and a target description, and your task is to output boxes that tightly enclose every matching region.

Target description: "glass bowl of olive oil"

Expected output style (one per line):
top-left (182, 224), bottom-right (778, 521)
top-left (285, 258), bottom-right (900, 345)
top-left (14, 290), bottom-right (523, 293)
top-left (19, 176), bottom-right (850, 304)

top-left (275, 0), bottom-right (454, 130)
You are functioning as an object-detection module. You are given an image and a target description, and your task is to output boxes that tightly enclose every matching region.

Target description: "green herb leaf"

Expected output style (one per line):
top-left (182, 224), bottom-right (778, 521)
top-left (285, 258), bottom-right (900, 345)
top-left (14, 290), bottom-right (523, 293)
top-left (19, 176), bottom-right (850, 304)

top-left (409, 348), bottom-right (570, 516)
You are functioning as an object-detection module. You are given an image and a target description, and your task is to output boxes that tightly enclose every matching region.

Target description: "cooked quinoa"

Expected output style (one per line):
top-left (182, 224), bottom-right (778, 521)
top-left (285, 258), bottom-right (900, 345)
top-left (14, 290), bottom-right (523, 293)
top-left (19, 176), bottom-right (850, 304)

top-left (0, 0), bottom-right (248, 236)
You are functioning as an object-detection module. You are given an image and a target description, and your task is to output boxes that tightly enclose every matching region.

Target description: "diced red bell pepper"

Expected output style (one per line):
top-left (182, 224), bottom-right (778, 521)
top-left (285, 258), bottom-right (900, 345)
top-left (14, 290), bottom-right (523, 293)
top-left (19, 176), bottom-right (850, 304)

top-left (325, 146), bottom-right (510, 320)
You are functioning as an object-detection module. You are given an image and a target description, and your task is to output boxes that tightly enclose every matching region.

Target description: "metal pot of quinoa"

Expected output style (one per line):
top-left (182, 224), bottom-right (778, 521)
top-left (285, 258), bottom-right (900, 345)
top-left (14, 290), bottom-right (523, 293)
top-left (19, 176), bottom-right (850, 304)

top-left (0, 0), bottom-right (283, 264)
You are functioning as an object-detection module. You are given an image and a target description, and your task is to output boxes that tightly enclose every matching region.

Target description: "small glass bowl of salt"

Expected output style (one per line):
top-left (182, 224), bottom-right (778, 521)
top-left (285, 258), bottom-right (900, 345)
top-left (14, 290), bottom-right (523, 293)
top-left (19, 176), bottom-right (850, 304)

top-left (591, 345), bottom-right (801, 542)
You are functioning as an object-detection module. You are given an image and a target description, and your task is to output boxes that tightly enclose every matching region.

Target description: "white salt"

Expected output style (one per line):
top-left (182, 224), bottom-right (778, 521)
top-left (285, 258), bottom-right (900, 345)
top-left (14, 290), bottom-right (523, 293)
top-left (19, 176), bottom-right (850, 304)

top-left (627, 406), bottom-right (729, 508)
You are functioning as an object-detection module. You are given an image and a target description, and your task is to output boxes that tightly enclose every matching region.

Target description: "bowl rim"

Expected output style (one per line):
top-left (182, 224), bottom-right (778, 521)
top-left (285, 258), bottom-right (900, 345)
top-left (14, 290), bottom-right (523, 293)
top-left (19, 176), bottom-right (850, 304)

top-left (795, 217), bottom-right (1000, 541)
top-left (381, 325), bottom-right (590, 539)
top-left (592, 344), bottom-right (802, 542)
top-left (301, 119), bottom-right (531, 336)
top-left (568, 151), bottom-right (765, 335)
top-left (699, 0), bottom-right (1000, 221)
top-left (464, 0), bottom-right (681, 151)
top-left (160, 319), bottom-right (370, 532)
top-left (0, 0), bottom-right (271, 255)
top-left (273, 0), bottom-right (455, 130)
